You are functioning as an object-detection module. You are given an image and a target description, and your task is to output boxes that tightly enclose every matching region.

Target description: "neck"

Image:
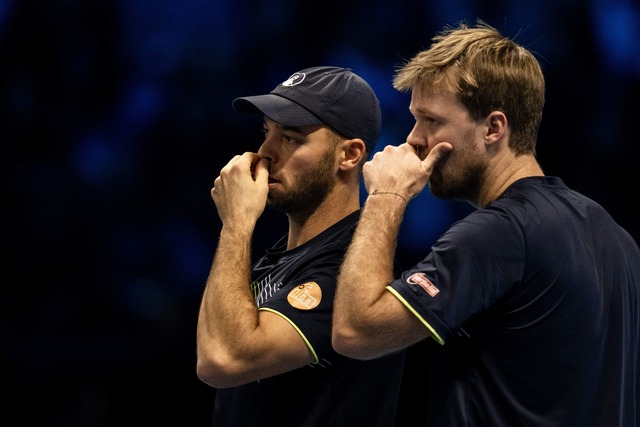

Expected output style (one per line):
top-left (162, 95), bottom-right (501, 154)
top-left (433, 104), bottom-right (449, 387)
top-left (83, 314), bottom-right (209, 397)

top-left (286, 184), bottom-right (360, 249)
top-left (476, 153), bottom-right (544, 207)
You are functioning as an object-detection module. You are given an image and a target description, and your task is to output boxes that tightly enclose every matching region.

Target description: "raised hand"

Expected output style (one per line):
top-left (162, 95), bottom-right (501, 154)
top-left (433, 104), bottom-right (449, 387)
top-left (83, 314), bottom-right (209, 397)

top-left (363, 142), bottom-right (452, 202)
top-left (211, 152), bottom-right (270, 227)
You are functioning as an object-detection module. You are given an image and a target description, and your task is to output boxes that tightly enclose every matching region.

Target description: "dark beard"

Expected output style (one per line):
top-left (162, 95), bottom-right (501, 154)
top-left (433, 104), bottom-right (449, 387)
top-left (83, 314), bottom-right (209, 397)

top-left (266, 149), bottom-right (336, 217)
top-left (428, 134), bottom-right (487, 202)
top-left (429, 162), bottom-right (485, 201)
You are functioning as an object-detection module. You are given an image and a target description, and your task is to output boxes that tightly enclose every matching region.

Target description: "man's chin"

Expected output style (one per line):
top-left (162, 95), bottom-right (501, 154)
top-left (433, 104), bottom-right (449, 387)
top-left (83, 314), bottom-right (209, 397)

top-left (266, 195), bottom-right (286, 211)
top-left (428, 175), bottom-right (446, 199)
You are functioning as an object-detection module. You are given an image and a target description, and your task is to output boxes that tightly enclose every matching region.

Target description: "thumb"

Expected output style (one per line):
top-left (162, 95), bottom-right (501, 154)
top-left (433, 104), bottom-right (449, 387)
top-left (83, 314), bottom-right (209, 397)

top-left (421, 142), bottom-right (452, 176)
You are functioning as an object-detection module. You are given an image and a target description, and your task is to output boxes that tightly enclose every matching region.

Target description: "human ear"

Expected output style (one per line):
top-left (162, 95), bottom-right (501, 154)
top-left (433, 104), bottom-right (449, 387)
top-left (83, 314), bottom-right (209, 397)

top-left (484, 111), bottom-right (507, 145)
top-left (340, 139), bottom-right (367, 170)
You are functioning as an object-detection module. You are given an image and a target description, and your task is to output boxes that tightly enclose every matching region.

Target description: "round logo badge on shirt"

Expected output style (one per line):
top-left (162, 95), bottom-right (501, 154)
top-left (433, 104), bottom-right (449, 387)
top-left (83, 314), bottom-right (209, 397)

top-left (287, 281), bottom-right (322, 310)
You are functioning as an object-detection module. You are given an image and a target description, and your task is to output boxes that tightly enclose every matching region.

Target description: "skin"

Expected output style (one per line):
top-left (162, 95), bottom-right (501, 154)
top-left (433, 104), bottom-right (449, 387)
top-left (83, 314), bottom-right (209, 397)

top-left (332, 88), bottom-right (544, 360)
top-left (197, 116), bottom-right (367, 387)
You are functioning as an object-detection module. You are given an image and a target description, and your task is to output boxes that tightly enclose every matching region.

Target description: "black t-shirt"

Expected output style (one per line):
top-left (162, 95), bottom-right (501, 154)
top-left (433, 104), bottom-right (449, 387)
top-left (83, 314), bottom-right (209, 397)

top-left (389, 176), bottom-right (640, 426)
top-left (213, 211), bottom-right (406, 427)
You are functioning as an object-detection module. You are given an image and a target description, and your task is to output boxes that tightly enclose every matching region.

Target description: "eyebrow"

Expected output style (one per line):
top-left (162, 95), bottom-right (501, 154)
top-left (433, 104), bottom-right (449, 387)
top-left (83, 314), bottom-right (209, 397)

top-left (263, 119), bottom-right (303, 134)
top-left (279, 125), bottom-right (303, 133)
top-left (409, 105), bottom-right (430, 115)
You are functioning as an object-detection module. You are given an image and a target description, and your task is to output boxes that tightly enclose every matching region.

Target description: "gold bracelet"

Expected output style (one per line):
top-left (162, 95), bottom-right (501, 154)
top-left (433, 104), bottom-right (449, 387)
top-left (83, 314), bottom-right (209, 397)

top-left (370, 189), bottom-right (408, 205)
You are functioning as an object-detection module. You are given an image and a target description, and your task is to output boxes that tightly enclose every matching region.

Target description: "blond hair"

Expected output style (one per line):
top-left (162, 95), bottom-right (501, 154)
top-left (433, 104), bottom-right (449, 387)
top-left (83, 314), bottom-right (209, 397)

top-left (393, 20), bottom-right (545, 155)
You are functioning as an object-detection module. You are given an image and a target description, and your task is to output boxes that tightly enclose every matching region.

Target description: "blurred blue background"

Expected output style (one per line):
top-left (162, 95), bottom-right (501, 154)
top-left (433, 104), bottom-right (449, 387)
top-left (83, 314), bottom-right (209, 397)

top-left (2, 0), bottom-right (639, 425)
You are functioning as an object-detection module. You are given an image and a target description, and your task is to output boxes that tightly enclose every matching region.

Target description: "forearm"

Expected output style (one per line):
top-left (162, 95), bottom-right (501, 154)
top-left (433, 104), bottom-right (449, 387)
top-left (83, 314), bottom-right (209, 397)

top-left (343, 193), bottom-right (403, 292)
top-left (333, 192), bottom-right (407, 358)
top-left (196, 225), bottom-right (258, 383)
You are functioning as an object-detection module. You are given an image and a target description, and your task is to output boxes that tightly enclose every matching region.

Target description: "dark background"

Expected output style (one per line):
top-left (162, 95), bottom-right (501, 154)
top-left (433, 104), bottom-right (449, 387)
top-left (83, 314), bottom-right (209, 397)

top-left (2, 0), bottom-right (639, 425)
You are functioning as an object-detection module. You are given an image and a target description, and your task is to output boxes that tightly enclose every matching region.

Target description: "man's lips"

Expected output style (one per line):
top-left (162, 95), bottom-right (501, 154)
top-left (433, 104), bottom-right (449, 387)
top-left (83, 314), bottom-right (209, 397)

top-left (267, 177), bottom-right (279, 189)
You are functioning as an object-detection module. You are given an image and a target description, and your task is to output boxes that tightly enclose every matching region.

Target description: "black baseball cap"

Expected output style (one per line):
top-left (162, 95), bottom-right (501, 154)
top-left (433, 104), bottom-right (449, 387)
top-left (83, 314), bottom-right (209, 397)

top-left (232, 66), bottom-right (381, 154)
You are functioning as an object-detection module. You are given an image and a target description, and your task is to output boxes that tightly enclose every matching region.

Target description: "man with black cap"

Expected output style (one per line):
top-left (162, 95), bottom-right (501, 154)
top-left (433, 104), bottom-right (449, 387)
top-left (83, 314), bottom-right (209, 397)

top-left (196, 66), bottom-right (405, 426)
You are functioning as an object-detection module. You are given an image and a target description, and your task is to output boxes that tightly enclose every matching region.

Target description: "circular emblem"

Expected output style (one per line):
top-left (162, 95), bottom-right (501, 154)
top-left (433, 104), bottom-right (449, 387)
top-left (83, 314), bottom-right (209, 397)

top-left (282, 72), bottom-right (306, 87)
top-left (287, 281), bottom-right (322, 310)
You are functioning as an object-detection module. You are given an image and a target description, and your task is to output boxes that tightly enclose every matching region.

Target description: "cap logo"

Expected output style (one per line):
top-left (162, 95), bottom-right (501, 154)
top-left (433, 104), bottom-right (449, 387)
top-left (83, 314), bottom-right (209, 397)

top-left (281, 72), bottom-right (306, 87)
top-left (287, 281), bottom-right (321, 310)
top-left (407, 273), bottom-right (440, 297)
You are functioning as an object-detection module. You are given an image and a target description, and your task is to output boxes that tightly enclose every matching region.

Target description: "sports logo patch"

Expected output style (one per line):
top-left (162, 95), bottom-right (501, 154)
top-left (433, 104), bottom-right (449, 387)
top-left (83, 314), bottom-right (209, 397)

top-left (407, 273), bottom-right (440, 297)
top-left (287, 281), bottom-right (321, 310)
top-left (282, 72), bottom-right (306, 87)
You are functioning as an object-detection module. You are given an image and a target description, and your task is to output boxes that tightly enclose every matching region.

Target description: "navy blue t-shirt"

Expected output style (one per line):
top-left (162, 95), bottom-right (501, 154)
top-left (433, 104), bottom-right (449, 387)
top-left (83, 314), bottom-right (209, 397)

top-left (213, 211), bottom-right (406, 427)
top-left (388, 176), bottom-right (640, 426)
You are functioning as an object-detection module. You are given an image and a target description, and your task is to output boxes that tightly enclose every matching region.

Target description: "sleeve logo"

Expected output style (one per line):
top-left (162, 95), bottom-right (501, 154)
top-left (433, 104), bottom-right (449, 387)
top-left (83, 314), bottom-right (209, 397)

top-left (407, 273), bottom-right (440, 297)
top-left (287, 281), bottom-right (322, 310)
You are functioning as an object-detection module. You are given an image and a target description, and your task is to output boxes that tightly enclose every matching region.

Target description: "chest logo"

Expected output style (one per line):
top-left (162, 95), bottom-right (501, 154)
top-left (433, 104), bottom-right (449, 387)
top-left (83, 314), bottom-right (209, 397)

top-left (287, 281), bottom-right (322, 310)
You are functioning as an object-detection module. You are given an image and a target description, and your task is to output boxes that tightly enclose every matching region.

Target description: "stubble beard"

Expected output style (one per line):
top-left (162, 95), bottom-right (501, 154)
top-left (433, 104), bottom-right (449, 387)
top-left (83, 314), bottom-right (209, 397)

top-left (266, 150), bottom-right (336, 217)
top-left (428, 138), bottom-right (487, 202)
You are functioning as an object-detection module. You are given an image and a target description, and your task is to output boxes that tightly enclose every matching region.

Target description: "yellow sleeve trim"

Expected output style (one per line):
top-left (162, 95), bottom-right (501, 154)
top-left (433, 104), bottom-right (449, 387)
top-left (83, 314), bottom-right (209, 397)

top-left (386, 286), bottom-right (445, 345)
top-left (259, 307), bottom-right (320, 363)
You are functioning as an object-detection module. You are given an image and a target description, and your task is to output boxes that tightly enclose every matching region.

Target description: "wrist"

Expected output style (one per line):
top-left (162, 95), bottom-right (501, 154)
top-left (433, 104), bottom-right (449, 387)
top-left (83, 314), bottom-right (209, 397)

top-left (369, 189), bottom-right (409, 205)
